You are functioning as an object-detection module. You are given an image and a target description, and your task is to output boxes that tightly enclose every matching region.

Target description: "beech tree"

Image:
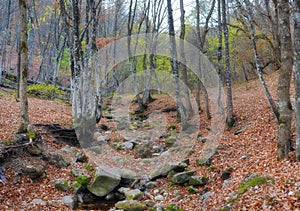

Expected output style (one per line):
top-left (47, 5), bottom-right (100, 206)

top-left (277, 0), bottom-right (293, 160)
top-left (18, 0), bottom-right (29, 133)
top-left (293, 0), bottom-right (300, 161)
top-left (222, 0), bottom-right (234, 129)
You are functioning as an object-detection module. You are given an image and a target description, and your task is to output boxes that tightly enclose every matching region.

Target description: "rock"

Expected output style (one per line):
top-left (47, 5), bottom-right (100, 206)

top-left (134, 142), bottom-right (152, 158)
top-left (188, 176), bottom-right (208, 186)
top-left (43, 151), bottom-right (70, 168)
top-left (97, 135), bottom-right (110, 143)
top-left (125, 189), bottom-right (144, 200)
top-left (172, 170), bottom-right (196, 184)
top-left (21, 164), bottom-right (46, 179)
top-left (187, 186), bottom-right (198, 194)
top-left (164, 137), bottom-right (177, 147)
top-left (87, 166), bottom-right (121, 197)
top-left (31, 198), bottom-right (46, 205)
top-left (221, 168), bottom-right (233, 180)
top-left (71, 168), bottom-right (86, 178)
top-left (154, 195), bottom-right (164, 201)
top-left (117, 142), bottom-right (134, 150)
top-left (54, 178), bottom-right (70, 191)
top-left (27, 144), bottom-right (43, 156)
top-left (145, 181), bottom-right (158, 189)
top-left (195, 157), bottom-right (212, 166)
top-left (120, 169), bottom-right (137, 186)
top-left (149, 161), bottom-right (189, 180)
top-left (61, 146), bottom-right (88, 163)
top-left (198, 187), bottom-right (211, 197)
top-left (61, 195), bottom-right (77, 209)
top-left (115, 200), bottom-right (147, 211)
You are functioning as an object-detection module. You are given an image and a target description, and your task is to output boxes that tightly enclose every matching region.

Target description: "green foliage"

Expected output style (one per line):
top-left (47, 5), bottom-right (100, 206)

top-left (27, 129), bottom-right (37, 140)
top-left (207, 165), bottom-right (217, 172)
top-left (28, 84), bottom-right (62, 100)
top-left (167, 124), bottom-right (177, 131)
top-left (187, 186), bottom-right (198, 194)
top-left (238, 176), bottom-right (271, 194)
top-left (75, 175), bottom-right (90, 186)
top-left (164, 204), bottom-right (184, 211)
top-left (84, 163), bottom-right (94, 172)
top-left (3, 140), bottom-right (13, 146)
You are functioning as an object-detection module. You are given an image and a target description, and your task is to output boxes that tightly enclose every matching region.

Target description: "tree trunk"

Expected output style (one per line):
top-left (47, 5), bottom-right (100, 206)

top-left (179, 0), bottom-right (193, 118)
top-left (18, 0), bottom-right (29, 133)
top-left (222, 0), bottom-right (234, 129)
top-left (217, 0), bottom-right (224, 114)
top-left (244, 0), bottom-right (279, 120)
top-left (167, 0), bottom-right (187, 128)
top-left (293, 0), bottom-right (300, 161)
top-left (277, 0), bottom-right (293, 160)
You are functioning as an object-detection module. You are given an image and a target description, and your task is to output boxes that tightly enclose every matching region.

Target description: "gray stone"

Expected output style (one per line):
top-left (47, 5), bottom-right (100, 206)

top-left (27, 144), bottom-right (43, 156)
top-left (149, 162), bottom-right (189, 180)
top-left (43, 151), bottom-right (70, 168)
top-left (118, 142), bottom-right (134, 150)
top-left (134, 142), bottom-right (152, 158)
top-left (172, 170), bottom-right (196, 184)
top-left (87, 166), bottom-right (121, 197)
top-left (61, 196), bottom-right (77, 209)
top-left (97, 135), bottom-right (110, 143)
top-left (54, 178), bottom-right (70, 191)
top-left (71, 168), bottom-right (86, 178)
top-left (145, 181), bottom-right (158, 189)
top-left (22, 164), bottom-right (46, 179)
top-left (188, 176), bottom-right (207, 186)
top-left (154, 195), bottom-right (164, 201)
top-left (195, 157), bottom-right (212, 166)
top-left (31, 198), bottom-right (46, 205)
top-left (115, 200), bottom-right (146, 211)
top-left (125, 189), bottom-right (144, 200)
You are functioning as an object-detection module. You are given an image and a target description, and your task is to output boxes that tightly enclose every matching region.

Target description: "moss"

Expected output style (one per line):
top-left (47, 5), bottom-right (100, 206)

top-left (76, 175), bottom-right (90, 186)
top-left (27, 129), bottom-right (37, 140)
top-left (207, 165), bottom-right (217, 172)
top-left (71, 181), bottom-right (81, 192)
top-left (238, 176), bottom-right (271, 194)
top-left (164, 204), bottom-right (184, 211)
top-left (84, 163), bottom-right (94, 171)
top-left (167, 124), bottom-right (177, 131)
top-left (187, 186), bottom-right (198, 194)
top-left (3, 140), bottom-right (13, 146)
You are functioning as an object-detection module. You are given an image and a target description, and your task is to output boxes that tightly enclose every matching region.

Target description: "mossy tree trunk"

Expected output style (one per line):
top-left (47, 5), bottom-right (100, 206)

top-left (18, 0), bottom-right (29, 133)
top-left (277, 0), bottom-right (293, 160)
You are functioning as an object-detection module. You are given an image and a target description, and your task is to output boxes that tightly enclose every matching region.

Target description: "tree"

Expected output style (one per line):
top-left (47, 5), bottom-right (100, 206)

top-left (222, 0), bottom-right (234, 129)
top-left (293, 0), bottom-right (300, 161)
top-left (167, 0), bottom-right (187, 128)
top-left (243, 0), bottom-right (279, 119)
top-left (277, 0), bottom-right (293, 160)
top-left (18, 0), bottom-right (29, 133)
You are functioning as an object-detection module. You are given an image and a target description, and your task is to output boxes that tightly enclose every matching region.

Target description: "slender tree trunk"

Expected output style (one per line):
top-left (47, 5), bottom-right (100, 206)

top-left (277, 0), bottom-right (293, 160)
top-left (179, 0), bottom-right (193, 118)
top-left (222, 0), bottom-right (234, 129)
top-left (18, 0), bottom-right (29, 133)
top-left (245, 0), bottom-right (279, 119)
top-left (294, 0), bottom-right (300, 161)
top-left (217, 0), bottom-right (224, 114)
top-left (167, 0), bottom-right (187, 128)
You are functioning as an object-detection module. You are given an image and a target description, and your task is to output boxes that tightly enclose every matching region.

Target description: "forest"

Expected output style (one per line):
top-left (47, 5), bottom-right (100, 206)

top-left (1, 0), bottom-right (300, 210)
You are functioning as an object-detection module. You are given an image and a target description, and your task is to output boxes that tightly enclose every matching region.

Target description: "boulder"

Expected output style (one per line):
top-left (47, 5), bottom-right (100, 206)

top-left (87, 166), bottom-right (121, 197)
top-left (27, 144), bottom-right (43, 156)
top-left (115, 200), bottom-right (146, 211)
top-left (43, 151), bottom-right (70, 168)
top-left (21, 164), bottom-right (46, 179)
top-left (54, 178), bottom-right (70, 191)
top-left (171, 170), bottom-right (196, 184)
top-left (188, 176), bottom-right (207, 186)
top-left (61, 195), bottom-right (77, 209)
top-left (124, 189), bottom-right (144, 200)
top-left (149, 161), bottom-right (188, 180)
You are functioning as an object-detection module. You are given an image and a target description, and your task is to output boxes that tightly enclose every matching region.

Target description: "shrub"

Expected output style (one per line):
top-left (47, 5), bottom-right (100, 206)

top-left (28, 84), bottom-right (62, 100)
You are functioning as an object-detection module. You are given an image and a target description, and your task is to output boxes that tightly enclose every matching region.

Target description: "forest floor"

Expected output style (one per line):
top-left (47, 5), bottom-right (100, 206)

top-left (1, 71), bottom-right (300, 210)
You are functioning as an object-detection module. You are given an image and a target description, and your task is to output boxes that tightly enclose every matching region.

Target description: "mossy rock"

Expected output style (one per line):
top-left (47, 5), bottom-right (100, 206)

top-left (196, 157), bottom-right (212, 166)
top-left (164, 137), bottom-right (177, 147)
top-left (115, 200), bottom-right (146, 211)
top-left (238, 175), bottom-right (272, 194)
top-left (164, 204), bottom-right (184, 211)
top-left (187, 186), bottom-right (198, 194)
top-left (54, 178), bottom-right (70, 191)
